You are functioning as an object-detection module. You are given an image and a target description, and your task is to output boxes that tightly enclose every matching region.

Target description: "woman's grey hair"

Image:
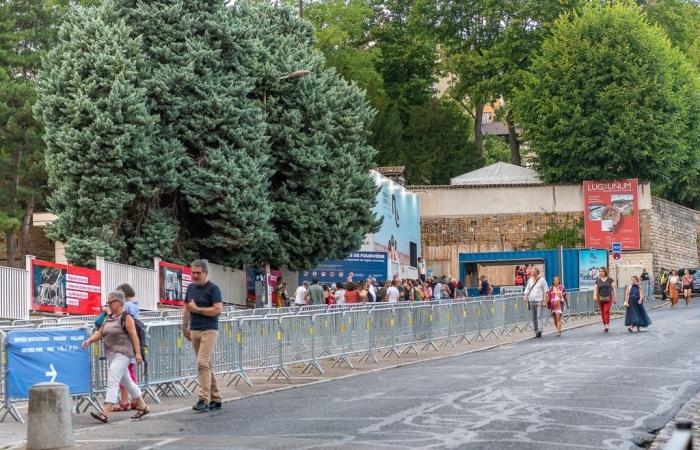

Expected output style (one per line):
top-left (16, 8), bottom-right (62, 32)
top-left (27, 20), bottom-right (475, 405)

top-left (191, 259), bottom-right (209, 273)
top-left (108, 290), bottom-right (125, 303)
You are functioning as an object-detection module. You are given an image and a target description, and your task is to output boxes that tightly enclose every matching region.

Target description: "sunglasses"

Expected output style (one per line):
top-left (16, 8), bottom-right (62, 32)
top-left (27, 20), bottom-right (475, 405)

top-left (107, 300), bottom-right (121, 305)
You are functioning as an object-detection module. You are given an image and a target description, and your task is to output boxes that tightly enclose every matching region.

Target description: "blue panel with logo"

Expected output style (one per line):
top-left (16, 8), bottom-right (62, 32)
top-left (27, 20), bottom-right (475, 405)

top-left (299, 252), bottom-right (388, 285)
top-left (6, 329), bottom-right (91, 399)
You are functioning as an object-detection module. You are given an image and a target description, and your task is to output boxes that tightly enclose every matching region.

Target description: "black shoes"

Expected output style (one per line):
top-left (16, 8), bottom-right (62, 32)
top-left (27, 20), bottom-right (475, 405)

top-left (535, 331), bottom-right (542, 338)
top-left (193, 400), bottom-right (209, 412)
top-left (209, 401), bottom-right (222, 410)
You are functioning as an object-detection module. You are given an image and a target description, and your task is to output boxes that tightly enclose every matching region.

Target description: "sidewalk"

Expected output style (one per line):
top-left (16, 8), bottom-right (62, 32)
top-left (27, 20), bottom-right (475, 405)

top-left (0, 306), bottom-right (655, 450)
top-left (649, 380), bottom-right (700, 449)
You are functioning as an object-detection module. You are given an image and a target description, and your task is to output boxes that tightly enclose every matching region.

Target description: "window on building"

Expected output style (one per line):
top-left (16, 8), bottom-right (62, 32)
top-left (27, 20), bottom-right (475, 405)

top-left (410, 242), bottom-right (418, 268)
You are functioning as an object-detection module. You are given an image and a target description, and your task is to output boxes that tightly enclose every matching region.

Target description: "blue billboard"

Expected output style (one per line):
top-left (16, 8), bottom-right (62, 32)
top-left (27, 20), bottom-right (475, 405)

top-left (578, 249), bottom-right (609, 289)
top-left (6, 329), bottom-right (91, 399)
top-left (299, 251), bottom-right (388, 285)
top-left (366, 172), bottom-right (421, 267)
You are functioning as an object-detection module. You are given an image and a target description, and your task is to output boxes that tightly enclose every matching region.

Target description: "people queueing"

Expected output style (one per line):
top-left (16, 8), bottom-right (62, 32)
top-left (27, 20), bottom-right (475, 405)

top-left (624, 276), bottom-right (652, 332)
top-left (594, 267), bottom-right (615, 333)
top-left (546, 276), bottom-right (568, 337)
top-left (523, 267), bottom-right (549, 338)
top-left (83, 290), bottom-right (149, 423)
top-left (182, 259), bottom-right (224, 412)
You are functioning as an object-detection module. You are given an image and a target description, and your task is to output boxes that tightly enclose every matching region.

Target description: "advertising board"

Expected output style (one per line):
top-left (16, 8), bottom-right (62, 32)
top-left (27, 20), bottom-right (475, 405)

top-left (159, 261), bottom-right (191, 307)
top-left (578, 249), bottom-right (609, 289)
top-left (583, 179), bottom-right (640, 249)
top-left (299, 251), bottom-right (388, 285)
top-left (31, 259), bottom-right (101, 315)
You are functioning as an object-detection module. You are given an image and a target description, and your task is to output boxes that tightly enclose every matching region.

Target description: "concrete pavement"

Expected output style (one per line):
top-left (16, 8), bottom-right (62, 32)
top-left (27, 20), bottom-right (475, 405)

top-left (17, 301), bottom-right (699, 450)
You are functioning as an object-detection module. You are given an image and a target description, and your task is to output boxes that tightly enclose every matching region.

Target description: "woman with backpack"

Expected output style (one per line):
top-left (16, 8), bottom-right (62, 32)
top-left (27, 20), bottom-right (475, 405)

top-left (594, 267), bottom-right (616, 333)
top-left (82, 290), bottom-right (149, 423)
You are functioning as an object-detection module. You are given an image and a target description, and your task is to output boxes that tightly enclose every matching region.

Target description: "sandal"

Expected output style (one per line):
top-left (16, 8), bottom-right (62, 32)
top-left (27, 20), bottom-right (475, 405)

top-left (131, 406), bottom-right (150, 419)
top-left (90, 411), bottom-right (109, 423)
top-left (111, 402), bottom-right (131, 412)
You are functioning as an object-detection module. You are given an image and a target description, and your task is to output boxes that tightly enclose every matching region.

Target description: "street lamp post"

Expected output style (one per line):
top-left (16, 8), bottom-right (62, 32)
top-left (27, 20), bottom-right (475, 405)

top-left (260, 68), bottom-right (311, 307)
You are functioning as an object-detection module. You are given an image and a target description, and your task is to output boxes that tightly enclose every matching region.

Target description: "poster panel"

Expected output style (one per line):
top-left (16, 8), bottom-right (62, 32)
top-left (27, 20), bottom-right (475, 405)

top-left (299, 252), bottom-right (388, 285)
top-left (578, 249), bottom-right (609, 290)
top-left (31, 259), bottom-right (101, 315)
top-left (368, 172), bottom-right (421, 267)
top-left (6, 329), bottom-right (91, 399)
top-left (583, 179), bottom-right (640, 250)
top-left (159, 261), bottom-right (191, 307)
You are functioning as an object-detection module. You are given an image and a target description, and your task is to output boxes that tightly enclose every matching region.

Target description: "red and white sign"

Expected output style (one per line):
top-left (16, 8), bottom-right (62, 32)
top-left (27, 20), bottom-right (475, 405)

top-left (159, 261), bottom-right (192, 307)
top-left (583, 179), bottom-right (640, 250)
top-left (30, 259), bottom-right (101, 315)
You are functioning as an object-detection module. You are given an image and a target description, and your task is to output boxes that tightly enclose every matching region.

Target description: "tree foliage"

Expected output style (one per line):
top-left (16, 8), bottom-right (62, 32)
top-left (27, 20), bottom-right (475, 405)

top-left (512, 3), bottom-right (700, 207)
top-left (35, 0), bottom-right (380, 269)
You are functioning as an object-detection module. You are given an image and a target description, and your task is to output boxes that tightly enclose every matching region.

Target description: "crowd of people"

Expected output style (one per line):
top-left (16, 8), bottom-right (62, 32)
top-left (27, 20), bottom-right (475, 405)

top-left (78, 257), bottom-right (686, 423)
top-left (277, 275), bottom-right (493, 306)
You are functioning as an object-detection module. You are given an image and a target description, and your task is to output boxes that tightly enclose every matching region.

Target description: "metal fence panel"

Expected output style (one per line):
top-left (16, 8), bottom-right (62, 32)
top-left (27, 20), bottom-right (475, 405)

top-left (0, 266), bottom-right (28, 320)
top-left (98, 258), bottom-right (158, 311)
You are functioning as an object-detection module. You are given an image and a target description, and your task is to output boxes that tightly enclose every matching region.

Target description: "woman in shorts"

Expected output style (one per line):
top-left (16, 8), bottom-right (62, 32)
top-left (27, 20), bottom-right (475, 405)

top-left (682, 270), bottom-right (693, 307)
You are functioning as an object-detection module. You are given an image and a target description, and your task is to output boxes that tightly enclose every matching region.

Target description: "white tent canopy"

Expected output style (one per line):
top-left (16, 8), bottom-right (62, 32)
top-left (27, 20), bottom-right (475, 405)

top-left (450, 162), bottom-right (541, 186)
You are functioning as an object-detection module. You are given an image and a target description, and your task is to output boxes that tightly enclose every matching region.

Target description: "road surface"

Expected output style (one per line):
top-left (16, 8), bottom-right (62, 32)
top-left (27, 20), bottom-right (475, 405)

top-left (69, 303), bottom-right (700, 449)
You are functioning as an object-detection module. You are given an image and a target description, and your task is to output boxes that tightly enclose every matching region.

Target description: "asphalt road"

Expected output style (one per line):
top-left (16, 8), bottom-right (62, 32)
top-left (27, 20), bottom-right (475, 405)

top-left (71, 303), bottom-right (700, 450)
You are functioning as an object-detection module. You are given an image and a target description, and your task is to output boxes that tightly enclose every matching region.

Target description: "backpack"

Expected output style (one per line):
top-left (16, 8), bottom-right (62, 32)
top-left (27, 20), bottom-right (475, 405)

top-left (120, 312), bottom-right (148, 361)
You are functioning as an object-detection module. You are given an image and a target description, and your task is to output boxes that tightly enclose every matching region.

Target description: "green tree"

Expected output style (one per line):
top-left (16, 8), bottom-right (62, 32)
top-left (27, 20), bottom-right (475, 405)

top-left (423, 0), bottom-right (581, 162)
top-left (34, 2), bottom-right (159, 264)
top-left (403, 98), bottom-right (478, 184)
top-left (482, 135), bottom-right (510, 166)
top-left (641, 0), bottom-right (700, 71)
top-left (512, 3), bottom-right (700, 207)
top-left (232, 0), bottom-right (380, 269)
top-left (0, 0), bottom-right (57, 266)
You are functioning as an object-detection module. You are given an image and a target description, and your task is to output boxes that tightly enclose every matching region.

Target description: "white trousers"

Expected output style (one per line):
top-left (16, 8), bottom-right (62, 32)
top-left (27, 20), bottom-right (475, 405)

top-left (105, 353), bottom-right (141, 404)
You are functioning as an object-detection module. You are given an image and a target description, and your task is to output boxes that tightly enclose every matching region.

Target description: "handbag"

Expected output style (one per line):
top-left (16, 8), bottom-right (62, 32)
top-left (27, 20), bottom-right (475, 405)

top-left (598, 295), bottom-right (610, 302)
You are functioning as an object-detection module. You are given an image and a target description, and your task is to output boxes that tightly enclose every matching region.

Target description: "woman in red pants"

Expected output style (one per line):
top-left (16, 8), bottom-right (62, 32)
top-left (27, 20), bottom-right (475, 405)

top-left (594, 267), bottom-right (616, 333)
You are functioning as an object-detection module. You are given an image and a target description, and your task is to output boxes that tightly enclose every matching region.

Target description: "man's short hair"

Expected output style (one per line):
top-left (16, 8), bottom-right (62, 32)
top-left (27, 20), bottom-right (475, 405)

top-left (191, 259), bottom-right (209, 273)
top-left (312, 278), bottom-right (319, 284)
top-left (303, 281), bottom-right (310, 287)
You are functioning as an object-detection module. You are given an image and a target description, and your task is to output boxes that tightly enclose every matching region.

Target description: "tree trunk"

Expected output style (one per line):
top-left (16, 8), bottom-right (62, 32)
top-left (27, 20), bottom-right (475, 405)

top-left (6, 231), bottom-right (15, 267)
top-left (19, 197), bottom-right (34, 268)
top-left (506, 111), bottom-right (521, 166)
top-left (6, 148), bottom-right (21, 267)
top-left (474, 103), bottom-right (484, 159)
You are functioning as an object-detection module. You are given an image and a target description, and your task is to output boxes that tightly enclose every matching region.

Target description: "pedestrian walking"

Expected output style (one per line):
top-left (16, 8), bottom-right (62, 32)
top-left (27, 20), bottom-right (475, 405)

top-left (640, 268), bottom-right (652, 299)
top-left (594, 266), bottom-right (615, 333)
top-left (82, 291), bottom-right (149, 423)
top-left (114, 283), bottom-right (140, 411)
top-left (368, 278), bottom-right (377, 302)
top-left (659, 268), bottom-right (669, 302)
top-left (358, 280), bottom-right (369, 302)
top-left (546, 276), bottom-right (568, 337)
top-left (182, 259), bottom-right (224, 412)
top-left (523, 267), bottom-right (549, 338)
top-left (333, 282), bottom-right (346, 304)
top-left (682, 270), bottom-right (693, 307)
top-left (667, 270), bottom-right (680, 308)
top-left (306, 279), bottom-right (325, 305)
top-left (624, 276), bottom-right (652, 332)
top-left (294, 281), bottom-right (309, 306)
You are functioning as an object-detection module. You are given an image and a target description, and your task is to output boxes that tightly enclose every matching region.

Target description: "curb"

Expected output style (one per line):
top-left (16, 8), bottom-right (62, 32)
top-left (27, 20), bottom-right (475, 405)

top-left (4, 300), bottom-right (669, 448)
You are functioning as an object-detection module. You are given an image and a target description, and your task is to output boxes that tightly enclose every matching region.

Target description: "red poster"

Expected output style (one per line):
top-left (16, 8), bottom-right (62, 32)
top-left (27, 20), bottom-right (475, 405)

top-left (31, 259), bottom-right (102, 315)
top-left (583, 179), bottom-right (640, 250)
top-left (159, 261), bottom-right (191, 307)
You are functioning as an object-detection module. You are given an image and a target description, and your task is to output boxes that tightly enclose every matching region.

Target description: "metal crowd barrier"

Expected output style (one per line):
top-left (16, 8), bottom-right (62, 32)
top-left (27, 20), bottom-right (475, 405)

top-left (2, 285), bottom-right (664, 422)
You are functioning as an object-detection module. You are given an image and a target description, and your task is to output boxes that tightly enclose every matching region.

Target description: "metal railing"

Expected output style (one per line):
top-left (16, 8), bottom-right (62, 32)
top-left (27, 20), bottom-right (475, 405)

top-left (0, 283), bottom-right (660, 423)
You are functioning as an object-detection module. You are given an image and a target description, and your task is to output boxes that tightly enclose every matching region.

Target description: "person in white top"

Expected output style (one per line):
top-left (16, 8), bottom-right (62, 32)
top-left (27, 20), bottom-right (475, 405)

top-left (417, 257), bottom-right (427, 282)
top-left (294, 281), bottom-right (309, 306)
top-left (333, 282), bottom-right (346, 304)
top-left (368, 278), bottom-right (377, 302)
top-left (523, 267), bottom-right (549, 338)
top-left (386, 279), bottom-right (400, 303)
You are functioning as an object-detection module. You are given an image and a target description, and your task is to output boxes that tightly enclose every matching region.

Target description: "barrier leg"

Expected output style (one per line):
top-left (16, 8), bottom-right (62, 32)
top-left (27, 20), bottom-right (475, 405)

top-left (228, 371), bottom-right (254, 387)
top-left (0, 401), bottom-right (23, 423)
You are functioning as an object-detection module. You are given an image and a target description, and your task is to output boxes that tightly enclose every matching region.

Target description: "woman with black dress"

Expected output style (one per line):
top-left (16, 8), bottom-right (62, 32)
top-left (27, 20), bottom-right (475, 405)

top-left (624, 276), bottom-right (651, 332)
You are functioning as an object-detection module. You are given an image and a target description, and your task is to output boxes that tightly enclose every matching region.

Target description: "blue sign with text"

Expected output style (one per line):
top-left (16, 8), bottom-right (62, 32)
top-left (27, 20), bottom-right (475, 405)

top-left (6, 329), bottom-right (91, 399)
top-left (300, 251), bottom-right (389, 285)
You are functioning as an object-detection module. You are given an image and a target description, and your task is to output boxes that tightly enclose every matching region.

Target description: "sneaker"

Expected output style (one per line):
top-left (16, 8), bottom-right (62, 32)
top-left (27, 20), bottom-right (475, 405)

top-left (209, 401), bottom-right (222, 410)
top-left (192, 400), bottom-right (209, 412)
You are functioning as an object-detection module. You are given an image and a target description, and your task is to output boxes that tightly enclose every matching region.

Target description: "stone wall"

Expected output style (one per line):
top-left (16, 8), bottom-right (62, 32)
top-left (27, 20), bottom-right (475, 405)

top-left (649, 197), bottom-right (700, 274)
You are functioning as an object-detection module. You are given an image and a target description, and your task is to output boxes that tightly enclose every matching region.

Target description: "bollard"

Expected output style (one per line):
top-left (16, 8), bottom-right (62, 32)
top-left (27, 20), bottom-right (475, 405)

top-left (26, 383), bottom-right (75, 450)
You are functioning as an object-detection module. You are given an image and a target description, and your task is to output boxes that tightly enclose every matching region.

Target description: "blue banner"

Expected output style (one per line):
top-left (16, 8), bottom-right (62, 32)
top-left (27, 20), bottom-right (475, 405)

top-left (300, 251), bottom-right (388, 285)
top-left (6, 329), bottom-right (91, 399)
